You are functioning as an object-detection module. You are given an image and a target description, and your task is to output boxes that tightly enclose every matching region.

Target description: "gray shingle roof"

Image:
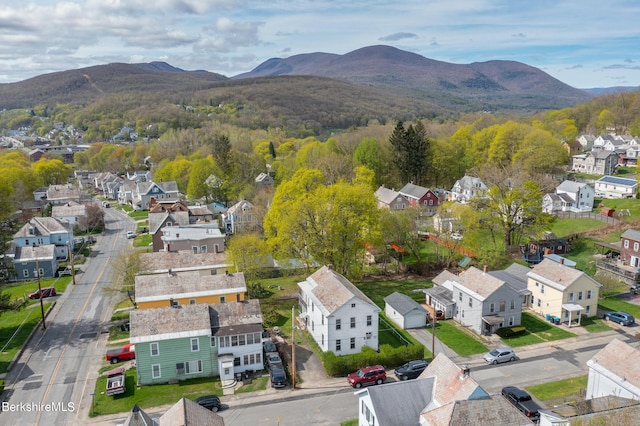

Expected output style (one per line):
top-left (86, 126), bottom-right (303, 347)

top-left (399, 183), bottom-right (429, 200)
top-left (384, 292), bottom-right (427, 316)
top-left (363, 377), bottom-right (435, 426)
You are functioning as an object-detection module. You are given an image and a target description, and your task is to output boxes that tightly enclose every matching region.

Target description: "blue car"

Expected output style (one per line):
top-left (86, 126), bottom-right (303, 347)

top-left (603, 311), bottom-right (635, 326)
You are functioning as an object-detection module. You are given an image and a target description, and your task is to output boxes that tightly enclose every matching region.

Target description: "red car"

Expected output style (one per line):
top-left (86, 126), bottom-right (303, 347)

top-left (28, 287), bottom-right (57, 299)
top-left (347, 365), bottom-right (386, 388)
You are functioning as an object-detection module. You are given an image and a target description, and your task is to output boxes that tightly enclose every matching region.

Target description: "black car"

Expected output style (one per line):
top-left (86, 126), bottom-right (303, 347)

top-left (263, 339), bottom-right (277, 354)
top-left (194, 395), bottom-right (222, 412)
top-left (501, 386), bottom-right (541, 420)
top-left (394, 360), bottom-right (428, 381)
top-left (270, 366), bottom-right (287, 388)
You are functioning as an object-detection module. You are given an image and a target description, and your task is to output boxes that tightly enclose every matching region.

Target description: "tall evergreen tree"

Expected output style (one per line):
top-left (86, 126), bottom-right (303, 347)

top-left (389, 120), bottom-right (431, 185)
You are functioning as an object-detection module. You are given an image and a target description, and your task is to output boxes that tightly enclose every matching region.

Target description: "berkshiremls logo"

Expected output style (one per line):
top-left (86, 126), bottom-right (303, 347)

top-left (2, 401), bottom-right (75, 412)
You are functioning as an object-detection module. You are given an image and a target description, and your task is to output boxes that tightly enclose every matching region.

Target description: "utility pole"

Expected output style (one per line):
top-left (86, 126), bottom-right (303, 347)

top-left (291, 306), bottom-right (296, 389)
top-left (431, 312), bottom-right (435, 360)
top-left (68, 241), bottom-right (76, 285)
top-left (34, 251), bottom-right (46, 330)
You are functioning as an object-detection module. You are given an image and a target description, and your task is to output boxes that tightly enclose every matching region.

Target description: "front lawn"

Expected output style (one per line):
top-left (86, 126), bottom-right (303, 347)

top-left (431, 321), bottom-right (487, 356)
top-left (521, 313), bottom-right (577, 341)
top-left (526, 375), bottom-right (588, 402)
top-left (579, 315), bottom-right (612, 333)
top-left (355, 278), bottom-right (430, 308)
top-left (598, 297), bottom-right (640, 317)
top-left (0, 302), bottom-right (53, 373)
top-left (90, 369), bottom-right (223, 417)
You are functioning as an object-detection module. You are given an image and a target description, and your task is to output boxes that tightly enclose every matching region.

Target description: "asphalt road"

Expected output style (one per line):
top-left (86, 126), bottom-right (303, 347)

top-left (1, 208), bottom-right (133, 426)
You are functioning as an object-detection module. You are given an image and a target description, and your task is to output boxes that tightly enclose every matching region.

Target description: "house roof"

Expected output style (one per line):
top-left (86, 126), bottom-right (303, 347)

top-left (597, 175), bottom-right (637, 187)
top-left (399, 183), bottom-right (429, 200)
top-left (51, 201), bottom-right (87, 218)
top-left (14, 216), bottom-right (69, 238)
top-left (487, 263), bottom-right (531, 295)
top-left (149, 210), bottom-right (191, 234)
top-left (383, 292), bottom-right (427, 316)
top-left (14, 244), bottom-right (56, 261)
top-left (297, 265), bottom-right (380, 315)
top-left (587, 339), bottom-right (640, 392)
top-left (527, 258), bottom-right (601, 291)
top-left (226, 199), bottom-right (253, 215)
top-left (130, 304), bottom-right (211, 343)
top-left (621, 229), bottom-right (640, 242)
top-left (424, 285), bottom-right (454, 303)
top-left (453, 267), bottom-right (508, 301)
top-left (122, 404), bottom-right (155, 426)
top-left (161, 224), bottom-right (223, 242)
top-left (432, 270), bottom-right (459, 286)
top-left (539, 395), bottom-right (640, 422)
top-left (138, 180), bottom-right (179, 195)
top-left (160, 397), bottom-right (225, 426)
top-left (135, 271), bottom-right (246, 303)
top-left (210, 299), bottom-right (263, 337)
top-left (374, 186), bottom-right (400, 205)
top-left (138, 252), bottom-right (229, 274)
top-left (429, 398), bottom-right (532, 426)
top-left (452, 175), bottom-right (486, 192)
top-left (557, 180), bottom-right (589, 193)
top-left (46, 184), bottom-right (83, 201)
top-left (358, 376), bottom-right (435, 426)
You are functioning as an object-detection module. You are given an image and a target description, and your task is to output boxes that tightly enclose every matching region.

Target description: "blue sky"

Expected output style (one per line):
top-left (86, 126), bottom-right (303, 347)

top-left (0, 0), bottom-right (639, 88)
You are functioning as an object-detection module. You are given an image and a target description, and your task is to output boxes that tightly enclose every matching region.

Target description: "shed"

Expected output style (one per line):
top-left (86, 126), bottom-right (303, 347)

top-left (383, 292), bottom-right (428, 329)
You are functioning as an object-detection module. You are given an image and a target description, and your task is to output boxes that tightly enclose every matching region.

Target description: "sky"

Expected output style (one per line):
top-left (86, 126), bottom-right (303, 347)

top-left (1, 1), bottom-right (639, 89)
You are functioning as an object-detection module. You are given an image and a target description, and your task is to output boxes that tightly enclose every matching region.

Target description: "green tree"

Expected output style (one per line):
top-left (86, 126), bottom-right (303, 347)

top-left (226, 233), bottom-right (270, 280)
top-left (31, 158), bottom-right (71, 186)
top-left (389, 120), bottom-right (431, 185)
top-left (187, 156), bottom-right (218, 202)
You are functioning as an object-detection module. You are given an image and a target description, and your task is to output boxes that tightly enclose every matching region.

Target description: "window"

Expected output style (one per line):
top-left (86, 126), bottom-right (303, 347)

top-left (350, 338), bottom-right (356, 349)
top-left (220, 296), bottom-right (226, 303)
top-left (256, 353), bottom-right (261, 364)
top-left (499, 301), bottom-right (505, 312)
top-left (152, 364), bottom-right (161, 379)
top-left (321, 315), bottom-right (324, 325)
top-left (192, 246), bottom-right (198, 254)
top-left (23, 269), bottom-right (29, 278)
top-left (509, 316), bottom-right (514, 326)
top-left (587, 290), bottom-right (592, 299)
top-left (150, 342), bottom-right (159, 356)
top-left (210, 336), bottom-right (216, 347)
top-left (366, 315), bottom-right (372, 326)
top-left (586, 305), bottom-right (591, 315)
top-left (201, 245), bottom-right (207, 253)
top-left (625, 240), bottom-right (630, 249)
top-left (537, 299), bottom-right (541, 307)
top-left (246, 333), bottom-right (254, 345)
top-left (510, 299), bottom-right (515, 309)
top-left (189, 299), bottom-right (196, 305)
top-left (578, 291), bottom-right (583, 301)
top-left (468, 298), bottom-right (473, 308)
top-left (531, 296), bottom-right (535, 305)
top-left (489, 303), bottom-right (495, 313)
top-left (336, 319), bottom-right (341, 330)
top-left (312, 321), bottom-right (315, 331)
top-left (191, 338), bottom-right (199, 352)
top-left (635, 242), bottom-right (639, 251)
top-left (459, 292), bottom-right (463, 301)
top-left (321, 334), bottom-right (324, 346)
top-left (366, 332), bottom-right (372, 339)
top-left (541, 285), bottom-right (545, 294)
top-left (351, 303), bottom-right (356, 308)
top-left (569, 292), bottom-right (575, 302)
top-left (350, 317), bottom-right (356, 328)
top-left (311, 302), bottom-right (314, 312)
top-left (336, 339), bottom-right (341, 352)
top-left (185, 360), bottom-right (203, 374)
top-left (231, 335), bottom-right (238, 346)
top-left (234, 357), bottom-right (241, 367)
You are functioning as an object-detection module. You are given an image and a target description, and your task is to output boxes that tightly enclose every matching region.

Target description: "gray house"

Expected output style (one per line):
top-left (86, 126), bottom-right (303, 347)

top-left (13, 217), bottom-right (73, 260)
top-left (13, 245), bottom-right (58, 280)
top-left (448, 266), bottom-right (523, 335)
top-left (488, 263), bottom-right (532, 306)
top-left (383, 292), bottom-right (427, 329)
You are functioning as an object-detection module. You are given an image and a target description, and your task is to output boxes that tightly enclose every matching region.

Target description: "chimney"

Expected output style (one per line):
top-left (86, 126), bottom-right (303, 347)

top-left (483, 265), bottom-right (488, 273)
top-left (327, 264), bottom-right (333, 270)
top-left (169, 298), bottom-right (174, 307)
top-left (560, 258), bottom-right (564, 264)
top-left (460, 364), bottom-right (470, 379)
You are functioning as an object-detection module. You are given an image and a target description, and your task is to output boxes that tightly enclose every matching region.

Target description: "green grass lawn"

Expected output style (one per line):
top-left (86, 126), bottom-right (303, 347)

top-left (133, 234), bottom-right (152, 248)
top-left (521, 313), bottom-right (577, 341)
top-left (0, 302), bottom-right (53, 373)
top-left (355, 278), bottom-right (429, 308)
top-left (598, 297), bottom-right (640, 317)
top-left (431, 321), bottom-right (487, 356)
top-left (526, 375), bottom-right (588, 402)
top-left (550, 218), bottom-right (611, 238)
top-left (91, 369), bottom-right (225, 417)
top-left (579, 315), bottom-right (612, 332)
top-left (128, 211), bottom-right (149, 219)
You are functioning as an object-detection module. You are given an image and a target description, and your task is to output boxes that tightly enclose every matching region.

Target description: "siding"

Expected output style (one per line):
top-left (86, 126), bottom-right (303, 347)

top-left (138, 292), bottom-right (245, 309)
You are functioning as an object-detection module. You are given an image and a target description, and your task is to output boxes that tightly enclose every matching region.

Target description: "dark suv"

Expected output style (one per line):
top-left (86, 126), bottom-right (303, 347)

top-left (347, 365), bottom-right (386, 388)
top-left (394, 360), bottom-right (428, 381)
top-left (194, 395), bottom-right (221, 412)
top-left (604, 311), bottom-right (635, 326)
top-left (270, 366), bottom-right (287, 388)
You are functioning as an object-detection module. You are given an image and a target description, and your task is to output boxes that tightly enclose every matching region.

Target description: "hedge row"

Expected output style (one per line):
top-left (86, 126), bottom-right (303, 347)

top-left (321, 343), bottom-right (425, 377)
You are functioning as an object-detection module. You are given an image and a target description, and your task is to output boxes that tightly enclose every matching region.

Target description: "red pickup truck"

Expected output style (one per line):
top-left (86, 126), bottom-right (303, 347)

top-left (105, 343), bottom-right (135, 364)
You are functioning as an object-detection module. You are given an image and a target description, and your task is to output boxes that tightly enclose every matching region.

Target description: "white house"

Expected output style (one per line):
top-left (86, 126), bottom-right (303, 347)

top-left (595, 176), bottom-right (638, 199)
top-left (298, 265), bottom-right (380, 355)
top-left (449, 175), bottom-right (488, 204)
top-left (586, 338), bottom-right (640, 400)
top-left (542, 180), bottom-right (595, 214)
top-left (383, 292), bottom-right (427, 329)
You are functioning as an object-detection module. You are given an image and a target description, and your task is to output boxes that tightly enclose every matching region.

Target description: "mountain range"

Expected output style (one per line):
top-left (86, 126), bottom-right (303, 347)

top-left (0, 45), bottom-right (597, 116)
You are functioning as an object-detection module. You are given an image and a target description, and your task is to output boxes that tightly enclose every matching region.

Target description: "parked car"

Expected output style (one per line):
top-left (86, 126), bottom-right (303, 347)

top-left (263, 339), bottom-right (277, 354)
top-left (265, 352), bottom-right (283, 370)
top-left (603, 311), bottom-right (635, 326)
top-left (501, 386), bottom-right (541, 421)
top-left (28, 287), bottom-right (57, 299)
top-left (394, 360), bottom-right (428, 381)
top-left (483, 347), bottom-right (516, 364)
top-left (450, 232), bottom-right (463, 241)
top-left (126, 231), bottom-right (136, 239)
top-left (105, 343), bottom-right (136, 364)
top-left (194, 395), bottom-right (222, 412)
top-left (347, 365), bottom-right (386, 388)
top-left (270, 366), bottom-right (287, 388)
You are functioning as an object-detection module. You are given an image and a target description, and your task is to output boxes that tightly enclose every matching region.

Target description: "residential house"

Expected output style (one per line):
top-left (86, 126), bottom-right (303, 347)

top-left (447, 266), bottom-right (522, 335)
top-left (51, 201), bottom-right (88, 231)
top-left (592, 134), bottom-right (619, 151)
top-left (12, 245), bottom-right (58, 280)
top-left (123, 398), bottom-right (225, 426)
top-left (487, 263), bottom-right (532, 306)
top-left (542, 180), bottom-right (594, 214)
top-left (148, 199), bottom-right (191, 252)
top-left (355, 353), bottom-right (530, 426)
top-left (137, 251), bottom-right (230, 277)
top-left (134, 270), bottom-right (246, 309)
top-left (425, 270), bottom-right (459, 319)
top-left (298, 265), bottom-right (380, 355)
top-left (398, 183), bottom-right (440, 216)
top-left (13, 217), bottom-right (72, 260)
top-left (432, 211), bottom-right (461, 234)
top-left (563, 139), bottom-right (583, 157)
top-left (220, 200), bottom-right (261, 235)
top-left (33, 187), bottom-right (48, 201)
top-left (586, 339), bottom-right (640, 400)
top-left (618, 229), bottom-right (640, 270)
top-left (29, 148), bottom-right (45, 163)
top-left (130, 300), bottom-right (263, 386)
top-left (117, 179), bottom-right (137, 206)
top-left (374, 186), bottom-right (405, 210)
top-left (161, 224), bottom-right (225, 254)
top-left (521, 232), bottom-right (571, 264)
top-left (539, 396), bottom-right (640, 426)
top-left (623, 145), bottom-right (640, 166)
top-left (94, 172), bottom-right (124, 200)
top-left (255, 172), bottom-right (274, 188)
top-left (577, 134), bottom-right (596, 151)
top-left (46, 184), bottom-right (84, 206)
top-left (449, 175), bottom-right (488, 204)
top-left (527, 258), bottom-right (601, 324)
top-left (73, 170), bottom-right (99, 190)
top-left (595, 175), bottom-right (638, 199)
top-left (571, 150), bottom-right (618, 175)
top-left (126, 170), bottom-right (152, 182)
top-left (19, 200), bottom-right (46, 222)
top-left (383, 292), bottom-right (428, 329)
top-left (132, 181), bottom-right (180, 211)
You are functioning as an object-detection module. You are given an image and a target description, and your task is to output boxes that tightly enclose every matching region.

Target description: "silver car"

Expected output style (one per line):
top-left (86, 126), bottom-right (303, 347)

top-left (483, 347), bottom-right (516, 364)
